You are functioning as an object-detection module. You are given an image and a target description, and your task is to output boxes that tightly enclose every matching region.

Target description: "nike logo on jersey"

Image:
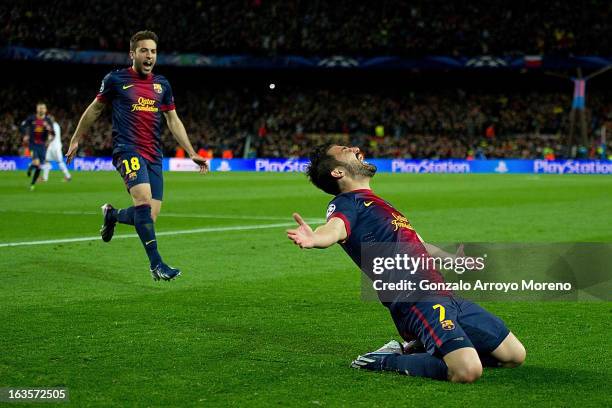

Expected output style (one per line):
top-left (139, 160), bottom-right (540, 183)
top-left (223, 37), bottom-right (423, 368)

top-left (122, 84), bottom-right (135, 89)
top-left (364, 201), bottom-right (374, 207)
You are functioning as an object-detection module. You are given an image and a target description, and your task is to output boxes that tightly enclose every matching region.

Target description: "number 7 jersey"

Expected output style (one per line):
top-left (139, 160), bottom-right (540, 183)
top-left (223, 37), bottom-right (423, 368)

top-left (326, 188), bottom-right (449, 304)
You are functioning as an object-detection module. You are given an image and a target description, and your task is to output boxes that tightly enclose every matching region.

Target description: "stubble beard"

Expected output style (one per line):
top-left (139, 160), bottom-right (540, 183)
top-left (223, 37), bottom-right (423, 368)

top-left (345, 160), bottom-right (377, 178)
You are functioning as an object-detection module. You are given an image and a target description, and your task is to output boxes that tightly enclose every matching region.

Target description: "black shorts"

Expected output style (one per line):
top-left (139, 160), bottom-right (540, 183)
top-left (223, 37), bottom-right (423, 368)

top-left (390, 297), bottom-right (510, 357)
top-left (30, 145), bottom-right (46, 163)
top-left (113, 152), bottom-right (163, 200)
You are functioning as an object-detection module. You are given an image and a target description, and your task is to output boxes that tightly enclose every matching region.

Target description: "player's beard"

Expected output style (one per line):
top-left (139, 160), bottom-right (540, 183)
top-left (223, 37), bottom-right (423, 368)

top-left (344, 160), bottom-right (377, 178)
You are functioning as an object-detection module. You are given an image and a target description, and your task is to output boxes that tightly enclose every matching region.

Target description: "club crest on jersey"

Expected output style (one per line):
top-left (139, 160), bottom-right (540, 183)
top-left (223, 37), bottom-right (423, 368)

top-left (441, 319), bottom-right (455, 330)
top-left (391, 213), bottom-right (413, 231)
top-left (326, 204), bottom-right (336, 219)
top-left (153, 83), bottom-right (162, 94)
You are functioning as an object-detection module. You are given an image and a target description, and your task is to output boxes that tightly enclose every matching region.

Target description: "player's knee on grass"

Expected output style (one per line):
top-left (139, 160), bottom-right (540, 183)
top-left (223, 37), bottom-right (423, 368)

top-left (447, 361), bottom-right (482, 383)
top-left (444, 348), bottom-right (483, 383)
top-left (492, 332), bottom-right (526, 368)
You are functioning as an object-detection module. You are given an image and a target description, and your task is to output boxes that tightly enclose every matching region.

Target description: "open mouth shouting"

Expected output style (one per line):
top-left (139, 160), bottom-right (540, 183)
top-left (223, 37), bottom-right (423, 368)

top-left (356, 150), bottom-right (370, 165)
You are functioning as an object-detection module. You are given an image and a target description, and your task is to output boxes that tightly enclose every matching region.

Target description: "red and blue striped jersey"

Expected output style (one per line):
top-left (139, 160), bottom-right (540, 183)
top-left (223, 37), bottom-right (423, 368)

top-left (326, 189), bottom-right (448, 304)
top-left (96, 67), bottom-right (175, 163)
top-left (20, 115), bottom-right (54, 147)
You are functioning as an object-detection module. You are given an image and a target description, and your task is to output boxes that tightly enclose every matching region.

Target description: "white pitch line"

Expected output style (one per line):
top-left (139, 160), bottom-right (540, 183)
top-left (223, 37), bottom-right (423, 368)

top-left (0, 209), bottom-right (323, 222)
top-left (0, 222), bottom-right (297, 248)
top-left (0, 209), bottom-right (98, 216)
top-left (162, 213), bottom-right (303, 221)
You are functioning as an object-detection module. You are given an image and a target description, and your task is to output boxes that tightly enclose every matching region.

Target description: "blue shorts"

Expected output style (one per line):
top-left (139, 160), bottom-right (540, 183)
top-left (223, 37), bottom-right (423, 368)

top-left (30, 144), bottom-right (47, 163)
top-left (390, 297), bottom-right (510, 357)
top-left (113, 152), bottom-right (163, 200)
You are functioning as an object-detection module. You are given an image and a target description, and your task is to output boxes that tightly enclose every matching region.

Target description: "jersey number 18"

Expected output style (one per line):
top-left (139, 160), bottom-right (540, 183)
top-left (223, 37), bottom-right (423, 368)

top-left (122, 157), bottom-right (141, 174)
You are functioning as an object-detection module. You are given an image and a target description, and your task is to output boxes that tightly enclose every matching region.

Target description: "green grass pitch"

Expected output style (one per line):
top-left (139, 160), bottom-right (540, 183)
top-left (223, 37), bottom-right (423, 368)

top-left (0, 171), bottom-right (611, 407)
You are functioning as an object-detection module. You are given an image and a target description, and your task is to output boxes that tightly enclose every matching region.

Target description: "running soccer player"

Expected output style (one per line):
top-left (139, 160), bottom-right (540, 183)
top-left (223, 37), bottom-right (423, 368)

top-left (66, 30), bottom-right (208, 281)
top-left (41, 115), bottom-right (72, 182)
top-left (287, 144), bottom-right (526, 382)
top-left (20, 102), bottom-right (55, 190)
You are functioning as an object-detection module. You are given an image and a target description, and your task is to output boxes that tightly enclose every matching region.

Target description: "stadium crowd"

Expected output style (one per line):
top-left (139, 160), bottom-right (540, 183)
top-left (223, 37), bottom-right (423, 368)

top-left (2, 0), bottom-right (610, 56)
top-left (1, 84), bottom-right (610, 160)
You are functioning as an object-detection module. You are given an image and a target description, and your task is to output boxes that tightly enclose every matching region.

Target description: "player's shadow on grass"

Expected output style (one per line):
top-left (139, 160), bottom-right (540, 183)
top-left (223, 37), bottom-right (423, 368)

top-left (485, 364), bottom-right (603, 386)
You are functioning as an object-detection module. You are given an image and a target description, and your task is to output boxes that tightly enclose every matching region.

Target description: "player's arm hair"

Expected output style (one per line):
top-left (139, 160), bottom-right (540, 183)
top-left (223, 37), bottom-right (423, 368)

top-left (312, 217), bottom-right (348, 248)
top-left (70, 99), bottom-right (105, 144)
top-left (163, 110), bottom-right (197, 157)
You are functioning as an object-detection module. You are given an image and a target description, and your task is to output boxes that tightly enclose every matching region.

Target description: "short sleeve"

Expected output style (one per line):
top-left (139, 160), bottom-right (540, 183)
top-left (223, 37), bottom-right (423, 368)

top-left (326, 195), bottom-right (357, 238)
top-left (96, 72), bottom-right (115, 103)
top-left (160, 81), bottom-right (175, 112)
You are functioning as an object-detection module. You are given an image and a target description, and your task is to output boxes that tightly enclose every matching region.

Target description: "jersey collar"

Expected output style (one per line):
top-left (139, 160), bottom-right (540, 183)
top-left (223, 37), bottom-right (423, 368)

top-left (128, 66), bottom-right (152, 80)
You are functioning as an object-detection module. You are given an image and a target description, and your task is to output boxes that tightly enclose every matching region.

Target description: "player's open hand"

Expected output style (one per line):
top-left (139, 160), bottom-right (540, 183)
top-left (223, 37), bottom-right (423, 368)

top-left (190, 154), bottom-right (209, 174)
top-left (65, 141), bottom-right (79, 164)
top-left (287, 213), bottom-right (315, 249)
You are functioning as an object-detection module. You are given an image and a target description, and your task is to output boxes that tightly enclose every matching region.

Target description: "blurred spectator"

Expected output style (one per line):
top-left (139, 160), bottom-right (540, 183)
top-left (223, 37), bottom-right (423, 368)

top-left (1, 1), bottom-right (610, 56)
top-left (1, 82), bottom-right (610, 159)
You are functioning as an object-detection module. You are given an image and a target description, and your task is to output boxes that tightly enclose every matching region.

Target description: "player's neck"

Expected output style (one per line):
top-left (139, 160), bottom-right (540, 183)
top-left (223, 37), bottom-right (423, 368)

top-left (36, 114), bottom-right (44, 119)
top-left (340, 178), bottom-right (371, 193)
top-left (130, 65), bottom-right (151, 78)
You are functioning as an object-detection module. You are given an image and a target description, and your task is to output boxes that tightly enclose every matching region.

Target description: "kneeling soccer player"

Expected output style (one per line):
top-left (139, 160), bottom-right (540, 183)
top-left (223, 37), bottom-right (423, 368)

top-left (286, 144), bottom-right (526, 382)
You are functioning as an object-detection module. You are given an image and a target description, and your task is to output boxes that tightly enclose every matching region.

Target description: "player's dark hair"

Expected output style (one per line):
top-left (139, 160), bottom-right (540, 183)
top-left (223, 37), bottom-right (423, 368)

top-left (130, 30), bottom-right (158, 50)
top-left (306, 143), bottom-right (343, 196)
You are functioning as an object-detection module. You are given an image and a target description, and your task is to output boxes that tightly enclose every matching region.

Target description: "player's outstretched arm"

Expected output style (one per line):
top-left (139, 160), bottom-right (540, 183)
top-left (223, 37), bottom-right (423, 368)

top-left (65, 99), bottom-right (105, 164)
top-left (163, 110), bottom-right (208, 174)
top-left (287, 213), bottom-right (347, 249)
top-left (20, 120), bottom-right (29, 144)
